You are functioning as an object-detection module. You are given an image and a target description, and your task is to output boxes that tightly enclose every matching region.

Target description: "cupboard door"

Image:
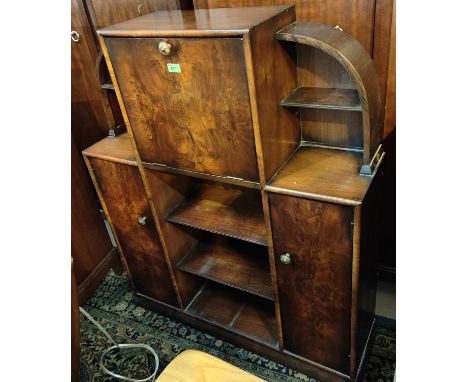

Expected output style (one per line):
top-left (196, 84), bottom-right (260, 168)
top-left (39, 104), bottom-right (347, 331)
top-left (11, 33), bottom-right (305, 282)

top-left (90, 158), bottom-right (178, 306)
top-left (105, 37), bottom-right (259, 181)
top-left (269, 194), bottom-right (353, 374)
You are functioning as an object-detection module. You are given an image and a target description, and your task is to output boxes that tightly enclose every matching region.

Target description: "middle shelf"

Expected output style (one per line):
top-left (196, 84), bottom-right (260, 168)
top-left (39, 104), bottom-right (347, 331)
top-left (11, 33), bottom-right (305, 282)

top-left (177, 237), bottom-right (274, 301)
top-left (166, 184), bottom-right (267, 246)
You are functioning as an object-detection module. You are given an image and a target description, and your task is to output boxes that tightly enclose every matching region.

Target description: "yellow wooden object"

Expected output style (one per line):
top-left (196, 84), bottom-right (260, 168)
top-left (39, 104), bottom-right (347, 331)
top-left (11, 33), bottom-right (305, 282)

top-left (155, 350), bottom-right (266, 382)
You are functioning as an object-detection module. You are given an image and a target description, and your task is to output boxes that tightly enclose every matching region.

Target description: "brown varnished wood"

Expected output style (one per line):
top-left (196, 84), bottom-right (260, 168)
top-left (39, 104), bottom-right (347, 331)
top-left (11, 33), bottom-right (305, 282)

top-left (372, 0), bottom-right (394, 120)
top-left (89, 158), bottom-right (178, 306)
top-left (78, 247), bottom-right (122, 304)
top-left (269, 194), bottom-right (353, 374)
top-left (246, 7), bottom-right (300, 182)
top-left (301, 109), bottom-right (363, 149)
top-left (98, 6), bottom-right (293, 37)
top-left (383, 0), bottom-right (396, 139)
top-left (277, 22), bottom-right (383, 172)
top-left (85, 0), bottom-right (186, 30)
top-left (297, 44), bottom-right (356, 90)
top-left (282, 87), bottom-right (361, 111)
top-left (71, 0), bottom-right (109, 151)
top-left (143, 162), bottom-right (261, 190)
top-left (83, 132), bottom-right (136, 166)
top-left (296, 46), bottom-right (363, 150)
top-left (144, 169), bottom-right (204, 307)
top-left (186, 282), bottom-right (277, 346)
top-left (193, 0), bottom-right (375, 53)
top-left (266, 146), bottom-right (373, 206)
top-left (98, 32), bottom-right (188, 308)
top-left (71, 136), bottom-right (114, 286)
top-left (177, 236), bottom-right (273, 300)
top-left (105, 37), bottom-right (259, 181)
top-left (166, 184), bottom-right (267, 246)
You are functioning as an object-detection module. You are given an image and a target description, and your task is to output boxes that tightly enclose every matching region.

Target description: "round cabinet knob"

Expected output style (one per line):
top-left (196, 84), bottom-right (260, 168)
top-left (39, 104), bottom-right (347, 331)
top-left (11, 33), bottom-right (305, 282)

top-left (280, 253), bottom-right (291, 265)
top-left (158, 41), bottom-right (171, 56)
top-left (71, 30), bottom-right (80, 43)
top-left (138, 216), bottom-right (147, 226)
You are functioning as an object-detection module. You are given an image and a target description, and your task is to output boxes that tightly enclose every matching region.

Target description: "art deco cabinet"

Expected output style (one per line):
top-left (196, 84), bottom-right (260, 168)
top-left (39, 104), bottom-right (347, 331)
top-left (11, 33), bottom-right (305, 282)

top-left (83, 6), bottom-right (384, 381)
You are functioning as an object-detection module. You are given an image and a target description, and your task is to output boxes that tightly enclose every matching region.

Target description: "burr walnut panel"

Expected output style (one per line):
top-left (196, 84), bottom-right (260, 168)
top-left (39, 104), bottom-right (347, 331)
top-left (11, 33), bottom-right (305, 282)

top-left (269, 194), bottom-right (353, 374)
top-left (105, 37), bottom-right (259, 182)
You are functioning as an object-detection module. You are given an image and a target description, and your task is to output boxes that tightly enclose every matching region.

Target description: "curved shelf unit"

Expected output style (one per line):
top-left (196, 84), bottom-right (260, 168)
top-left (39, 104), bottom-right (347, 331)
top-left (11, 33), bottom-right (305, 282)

top-left (277, 22), bottom-right (384, 175)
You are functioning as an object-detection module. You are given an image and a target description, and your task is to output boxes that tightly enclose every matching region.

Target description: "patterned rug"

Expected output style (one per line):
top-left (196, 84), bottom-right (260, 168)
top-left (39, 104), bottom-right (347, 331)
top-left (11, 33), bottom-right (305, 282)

top-left (80, 271), bottom-right (395, 382)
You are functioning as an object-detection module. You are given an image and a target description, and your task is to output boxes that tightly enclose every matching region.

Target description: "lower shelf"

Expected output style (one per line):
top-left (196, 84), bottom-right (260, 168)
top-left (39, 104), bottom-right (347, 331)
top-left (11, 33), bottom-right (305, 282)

top-left (177, 237), bottom-right (274, 301)
top-left (185, 282), bottom-right (278, 347)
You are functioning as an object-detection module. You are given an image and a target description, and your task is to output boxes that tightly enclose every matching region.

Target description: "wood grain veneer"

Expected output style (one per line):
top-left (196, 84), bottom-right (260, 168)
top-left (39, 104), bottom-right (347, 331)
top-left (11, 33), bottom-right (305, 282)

top-left (269, 194), bottom-right (353, 374)
top-left (266, 146), bottom-right (374, 205)
top-left (88, 158), bottom-right (178, 306)
top-left (83, 132), bottom-right (136, 166)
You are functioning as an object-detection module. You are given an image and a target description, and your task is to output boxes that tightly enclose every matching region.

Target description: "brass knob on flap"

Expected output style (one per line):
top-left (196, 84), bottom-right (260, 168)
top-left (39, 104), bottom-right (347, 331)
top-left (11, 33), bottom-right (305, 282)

top-left (138, 216), bottom-right (147, 226)
top-left (158, 41), bottom-right (171, 56)
top-left (280, 253), bottom-right (291, 265)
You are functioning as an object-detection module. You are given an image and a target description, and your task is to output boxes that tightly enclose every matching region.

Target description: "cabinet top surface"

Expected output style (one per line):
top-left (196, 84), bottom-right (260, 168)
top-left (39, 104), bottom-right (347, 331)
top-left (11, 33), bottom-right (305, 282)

top-left (82, 133), bottom-right (136, 167)
top-left (98, 6), bottom-right (294, 37)
top-left (265, 146), bottom-right (375, 205)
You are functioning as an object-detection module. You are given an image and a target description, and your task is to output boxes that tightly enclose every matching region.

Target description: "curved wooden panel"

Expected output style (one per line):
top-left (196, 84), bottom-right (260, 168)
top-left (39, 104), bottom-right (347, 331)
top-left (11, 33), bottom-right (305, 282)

top-left (277, 22), bottom-right (383, 174)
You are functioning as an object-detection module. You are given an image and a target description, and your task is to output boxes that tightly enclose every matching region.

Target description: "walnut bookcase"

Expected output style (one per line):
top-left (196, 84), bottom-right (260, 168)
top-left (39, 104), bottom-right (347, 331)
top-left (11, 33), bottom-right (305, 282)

top-left (83, 6), bottom-right (384, 381)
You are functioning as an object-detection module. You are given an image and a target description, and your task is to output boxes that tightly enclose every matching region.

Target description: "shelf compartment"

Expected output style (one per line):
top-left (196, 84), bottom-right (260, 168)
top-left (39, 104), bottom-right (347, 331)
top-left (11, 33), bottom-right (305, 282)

top-left (281, 87), bottom-right (361, 111)
top-left (186, 282), bottom-right (278, 347)
top-left (177, 237), bottom-right (274, 301)
top-left (166, 185), bottom-right (267, 246)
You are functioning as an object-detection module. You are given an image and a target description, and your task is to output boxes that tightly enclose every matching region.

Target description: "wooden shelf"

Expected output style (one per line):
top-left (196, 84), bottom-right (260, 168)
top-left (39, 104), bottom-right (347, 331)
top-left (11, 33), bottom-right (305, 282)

top-left (186, 282), bottom-right (278, 347)
top-left (265, 145), bottom-right (374, 205)
top-left (100, 81), bottom-right (115, 91)
top-left (281, 87), bottom-right (361, 111)
top-left (82, 132), bottom-right (136, 166)
top-left (143, 162), bottom-right (261, 190)
top-left (177, 238), bottom-right (273, 300)
top-left (166, 186), bottom-right (267, 246)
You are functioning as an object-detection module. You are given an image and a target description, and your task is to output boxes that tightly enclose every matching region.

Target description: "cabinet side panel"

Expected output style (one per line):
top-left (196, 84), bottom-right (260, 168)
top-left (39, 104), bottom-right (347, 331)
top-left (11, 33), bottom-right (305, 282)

top-left (356, 168), bottom-right (382, 370)
top-left (90, 158), bottom-right (178, 306)
top-left (105, 37), bottom-right (259, 182)
top-left (71, 137), bottom-right (114, 285)
top-left (269, 194), bottom-right (353, 374)
top-left (249, 9), bottom-right (300, 181)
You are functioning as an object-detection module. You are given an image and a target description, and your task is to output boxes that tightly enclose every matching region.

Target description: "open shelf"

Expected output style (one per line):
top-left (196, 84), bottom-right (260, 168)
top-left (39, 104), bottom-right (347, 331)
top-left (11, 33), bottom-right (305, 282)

top-left (281, 87), bottom-right (361, 111)
top-left (265, 145), bottom-right (374, 205)
top-left (82, 132), bottom-right (136, 166)
top-left (166, 185), bottom-right (267, 246)
top-left (186, 282), bottom-right (278, 347)
top-left (100, 81), bottom-right (115, 91)
top-left (177, 237), bottom-right (273, 300)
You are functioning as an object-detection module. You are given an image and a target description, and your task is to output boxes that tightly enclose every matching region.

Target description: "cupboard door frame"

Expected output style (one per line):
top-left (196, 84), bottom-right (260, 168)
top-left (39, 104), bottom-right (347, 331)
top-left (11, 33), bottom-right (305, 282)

top-left (269, 193), bottom-right (354, 374)
top-left (88, 158), bottom-right (178, 306)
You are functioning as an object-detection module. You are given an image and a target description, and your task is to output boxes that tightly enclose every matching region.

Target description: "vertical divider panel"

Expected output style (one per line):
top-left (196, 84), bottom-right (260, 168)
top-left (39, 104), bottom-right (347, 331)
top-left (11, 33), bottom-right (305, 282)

top-left (242, 7), bottom-right (300, 350)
